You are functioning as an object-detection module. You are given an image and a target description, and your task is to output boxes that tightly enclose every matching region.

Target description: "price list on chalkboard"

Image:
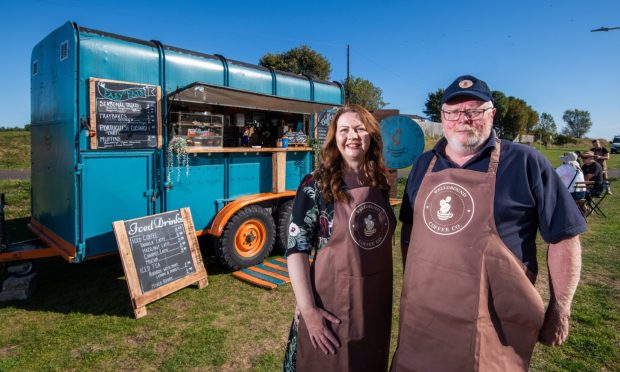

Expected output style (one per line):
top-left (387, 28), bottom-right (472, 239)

top-left (90, 78), bottom-right (161, 149)
top-left (317, 109), bottom-right (336, 147)
top-left (124, 211), bottom-right (196, 293)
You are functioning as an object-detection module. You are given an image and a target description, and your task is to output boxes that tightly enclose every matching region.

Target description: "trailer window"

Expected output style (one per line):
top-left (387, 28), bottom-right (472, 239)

top-left (60, 40), bottom-right (68, 61)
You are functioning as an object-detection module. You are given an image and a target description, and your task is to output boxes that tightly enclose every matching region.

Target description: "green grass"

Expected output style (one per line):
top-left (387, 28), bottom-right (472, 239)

top-left (0, 144), bottom-right (618, 370)
top-left (0, 131), bottom-right (30, 170)
top-left (533, 143), bottom-right (620, 171)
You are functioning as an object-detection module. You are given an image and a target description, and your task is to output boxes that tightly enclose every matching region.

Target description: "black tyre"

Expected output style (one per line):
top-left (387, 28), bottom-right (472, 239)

top-left (276, 199), bottom-right (294, 254)
top-left (216, 205), bottom-right (276, 270)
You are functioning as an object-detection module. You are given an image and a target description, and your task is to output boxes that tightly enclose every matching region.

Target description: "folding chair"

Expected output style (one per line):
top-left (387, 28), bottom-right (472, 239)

top-left (579, 181), bottom-right (610, 218)
top-left (574, 181), bottom-right (592, 218)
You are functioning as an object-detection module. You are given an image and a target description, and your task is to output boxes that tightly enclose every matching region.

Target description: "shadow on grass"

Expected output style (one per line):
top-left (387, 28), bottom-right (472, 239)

top-left (4, 217), bottom-right (36, 243)
top-left (2, 255), bottom-right (135, 317)
top-left (2, 243), bottom-right (235, 318)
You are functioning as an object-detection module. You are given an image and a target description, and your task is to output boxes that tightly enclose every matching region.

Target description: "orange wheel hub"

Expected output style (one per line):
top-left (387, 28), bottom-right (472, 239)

top-left (234, 219), bottom-right (266, 257)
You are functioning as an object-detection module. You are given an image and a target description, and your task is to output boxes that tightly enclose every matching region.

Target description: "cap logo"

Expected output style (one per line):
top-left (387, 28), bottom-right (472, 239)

top-left (459, 79), bottom-right (474, 89)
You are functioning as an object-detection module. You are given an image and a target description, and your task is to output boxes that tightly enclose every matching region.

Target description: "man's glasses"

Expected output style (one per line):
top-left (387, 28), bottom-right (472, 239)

top-left (441, 107), bottom-right (493, 121)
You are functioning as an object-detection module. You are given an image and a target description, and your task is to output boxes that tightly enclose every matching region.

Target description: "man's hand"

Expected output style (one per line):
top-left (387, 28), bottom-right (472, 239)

top-left (301, 306), bottom-right (341, 354)
top-left (538, 301), bottom-right (570, 346)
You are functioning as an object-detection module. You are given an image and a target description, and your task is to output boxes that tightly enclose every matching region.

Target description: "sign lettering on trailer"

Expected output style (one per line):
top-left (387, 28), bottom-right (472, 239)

top-left (89, 78), bottom-right (162, 150)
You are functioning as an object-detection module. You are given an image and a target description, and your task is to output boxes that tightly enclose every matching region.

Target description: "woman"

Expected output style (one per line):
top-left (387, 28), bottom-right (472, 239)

top-left (556, 152), bottom-right (586, 200)
top-left (283, 104), bottom-right (395, 371)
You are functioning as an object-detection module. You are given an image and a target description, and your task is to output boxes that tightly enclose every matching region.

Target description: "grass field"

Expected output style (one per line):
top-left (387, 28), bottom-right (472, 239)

top-left (0, 133), bottom-right (618, 370)
top-left (0, 131), bottom-right (30, 170)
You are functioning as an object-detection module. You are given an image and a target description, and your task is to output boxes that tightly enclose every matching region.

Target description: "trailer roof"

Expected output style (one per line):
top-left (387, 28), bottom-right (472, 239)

top-left (169, 83), bottom-right (340, 115)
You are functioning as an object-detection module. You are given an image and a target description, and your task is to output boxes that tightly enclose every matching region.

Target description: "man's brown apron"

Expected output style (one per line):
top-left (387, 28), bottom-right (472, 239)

top-left (392, 140), bottom-right (545, 371)
top-left (297, 186), bottom-right (395, 371)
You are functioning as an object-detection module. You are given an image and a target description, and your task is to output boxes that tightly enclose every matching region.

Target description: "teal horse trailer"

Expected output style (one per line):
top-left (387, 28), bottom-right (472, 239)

top-left (0, 22), bottom-right (342, 270)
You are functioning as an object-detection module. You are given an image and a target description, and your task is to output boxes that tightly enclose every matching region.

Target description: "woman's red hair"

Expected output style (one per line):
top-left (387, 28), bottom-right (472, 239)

top-left (315, 104), bottom-right (390, 203)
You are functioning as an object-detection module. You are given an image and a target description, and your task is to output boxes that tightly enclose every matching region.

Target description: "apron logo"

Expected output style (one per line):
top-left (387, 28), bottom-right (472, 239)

top-left (436, 196), bottom-right (454, 220)
top-left (423, 182), bottom-right (474, 235)
top-left (349, 202), bottom-right (390, 250)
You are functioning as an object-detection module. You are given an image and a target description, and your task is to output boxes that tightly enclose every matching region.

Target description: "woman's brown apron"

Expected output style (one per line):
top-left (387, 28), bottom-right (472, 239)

top-left (392, 140), bottom-right (545, 371)
top-left (296, 186), bottom-right (396, 371)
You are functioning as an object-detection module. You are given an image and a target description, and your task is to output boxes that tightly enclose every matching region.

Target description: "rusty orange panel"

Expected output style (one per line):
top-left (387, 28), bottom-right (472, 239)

top-left (29, 219), bottom-right (77, 262)
top-left (206, 191), bottom-right (295, 237)
top-left (0, 247), bottom-right (60, 262)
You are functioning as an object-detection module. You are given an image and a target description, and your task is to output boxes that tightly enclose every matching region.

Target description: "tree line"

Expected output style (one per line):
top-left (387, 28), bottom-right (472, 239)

top-left (260, 45), bottom-right (594, 141)
top-left (423, 89), bottom-right (592, 141)
top-left (0, 125), bottom-right (30, 131)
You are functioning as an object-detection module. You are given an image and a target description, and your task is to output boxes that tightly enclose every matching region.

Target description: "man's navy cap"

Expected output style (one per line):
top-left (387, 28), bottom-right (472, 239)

top-left (441, 75), bottom-right (493, 104)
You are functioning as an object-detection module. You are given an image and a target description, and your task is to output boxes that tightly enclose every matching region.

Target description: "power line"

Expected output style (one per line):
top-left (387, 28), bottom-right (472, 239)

top-left (591, 26), bottom-right (620, 32)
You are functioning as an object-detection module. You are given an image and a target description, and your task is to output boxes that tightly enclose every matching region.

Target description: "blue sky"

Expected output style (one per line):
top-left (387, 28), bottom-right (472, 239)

top-left (2, 0), bottom-right (619, 139)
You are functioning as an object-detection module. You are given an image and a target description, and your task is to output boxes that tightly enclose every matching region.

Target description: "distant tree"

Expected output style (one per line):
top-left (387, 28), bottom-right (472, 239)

top-left (259, 45), bottom-right (331, 80)
top-left (342, 76), bottom-right (386, 111)
top-left (24, 124), bottom-right (31, 131)
top-left (490, 92), bottom-right (538, 140)
top-left (423, 89), bottom-right (444, 122)
top-left (561, 109), bottom-right (592, 138)
top-left (527, 109), bottom-right (539, 134)
top-left (536, 113), bottom-right (557, 141)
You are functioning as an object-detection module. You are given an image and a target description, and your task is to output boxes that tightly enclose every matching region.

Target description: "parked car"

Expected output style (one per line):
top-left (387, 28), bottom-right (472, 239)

top-left (611, 136), bottom-right (620, 154)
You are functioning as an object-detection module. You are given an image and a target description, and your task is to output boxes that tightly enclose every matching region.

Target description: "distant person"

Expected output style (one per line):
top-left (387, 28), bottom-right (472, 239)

top-left (283, 104), bottom-right (395, 371)
top-left (392, 75), bottom-right (585, 371)
top-left (574, 150), bottom-right (584, 168)
top-left (556, 152), bottom-right (586, 200)
top-left (590, 139), bottom-right (611, 194)
top-left (590, 139), bottom-right (609, 178)
top-left (582, 151), bottom-right (606, 196)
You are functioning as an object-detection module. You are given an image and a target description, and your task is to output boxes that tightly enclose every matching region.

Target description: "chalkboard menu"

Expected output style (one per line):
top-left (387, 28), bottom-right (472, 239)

top-left (89, 78), bottom-right (162, 150)
top-left (316, 109), bottom-right (336, 147)
top-left (113, 208), bottom-right (207, 319)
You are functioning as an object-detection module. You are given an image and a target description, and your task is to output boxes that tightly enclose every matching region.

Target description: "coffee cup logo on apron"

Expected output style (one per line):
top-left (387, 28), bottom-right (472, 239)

top-left (349, 202), bottom-right (390, 250)
top-left (422, 182), bottom-right (475, 235)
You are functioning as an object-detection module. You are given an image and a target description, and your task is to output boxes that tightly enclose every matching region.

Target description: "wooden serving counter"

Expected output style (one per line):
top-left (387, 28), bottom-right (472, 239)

top-left (184, 146), bottom-right (314, 193)
top-left (185, 146), bottom-right (313, 153)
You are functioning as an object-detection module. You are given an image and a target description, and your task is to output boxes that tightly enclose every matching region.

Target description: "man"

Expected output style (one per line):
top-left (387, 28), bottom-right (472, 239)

top-left (590, 139), bottom-right (611, 194)
top-left (392, 75), bottom-right (586, 371)
top-left (582, 150), bottom-right (605, 196)
top-left (590, 139), bottom-right (609, 179)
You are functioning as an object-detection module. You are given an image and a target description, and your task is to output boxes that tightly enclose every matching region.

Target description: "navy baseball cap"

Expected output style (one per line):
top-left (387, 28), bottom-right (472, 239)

top-left (441, 75), bottom-right (493, 104)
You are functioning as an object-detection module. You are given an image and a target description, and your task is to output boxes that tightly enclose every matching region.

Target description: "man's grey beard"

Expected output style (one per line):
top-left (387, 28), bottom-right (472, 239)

top-left (444, 133), bottom-right (485, 155)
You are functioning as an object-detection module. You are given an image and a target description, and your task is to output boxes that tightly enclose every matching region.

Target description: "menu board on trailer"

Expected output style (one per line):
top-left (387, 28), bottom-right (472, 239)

top-left (112, 208), bottom-right (208, 318)
top-left (316, 109), bottom-right (336, 147)
top-left (89, 78), bottom-right (162, 149)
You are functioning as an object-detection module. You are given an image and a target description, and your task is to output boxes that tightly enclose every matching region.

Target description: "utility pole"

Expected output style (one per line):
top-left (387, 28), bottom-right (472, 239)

top-left (346, 44), bottom-right (350, 103)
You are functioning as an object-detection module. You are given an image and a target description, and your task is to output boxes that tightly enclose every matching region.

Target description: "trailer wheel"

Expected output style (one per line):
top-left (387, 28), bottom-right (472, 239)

top-left (217, 205), bottom-right (276, 270)
top-left (276, 200), bottom-right (294, 254)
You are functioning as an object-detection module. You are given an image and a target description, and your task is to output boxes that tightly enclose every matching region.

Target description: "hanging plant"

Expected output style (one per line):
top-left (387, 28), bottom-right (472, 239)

top-left (166, 137), bottom-right (190, 183)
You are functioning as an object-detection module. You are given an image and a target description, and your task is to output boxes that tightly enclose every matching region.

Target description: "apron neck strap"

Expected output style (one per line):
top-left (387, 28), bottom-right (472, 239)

top-left (487, 138), bottom-right (501, 175)
top-left (426, 138), bottom-right (502, 175)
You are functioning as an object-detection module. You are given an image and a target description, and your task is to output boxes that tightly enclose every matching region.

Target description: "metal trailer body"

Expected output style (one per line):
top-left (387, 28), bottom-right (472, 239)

top-left (14, 22), bottom-right (342, 266)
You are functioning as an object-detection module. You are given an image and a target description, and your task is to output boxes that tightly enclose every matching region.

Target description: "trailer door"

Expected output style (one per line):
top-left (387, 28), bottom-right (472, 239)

top-left (79, 151), bottom-right (157, 260)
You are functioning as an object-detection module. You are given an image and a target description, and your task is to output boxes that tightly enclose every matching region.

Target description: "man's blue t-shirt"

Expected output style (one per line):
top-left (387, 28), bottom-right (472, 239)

top-left (400, 131), bottom-right (587, 274)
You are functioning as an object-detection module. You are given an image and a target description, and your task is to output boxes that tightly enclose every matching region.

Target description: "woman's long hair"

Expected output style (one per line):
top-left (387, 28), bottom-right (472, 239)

top-left (315, 104), bottom-right (390, 203)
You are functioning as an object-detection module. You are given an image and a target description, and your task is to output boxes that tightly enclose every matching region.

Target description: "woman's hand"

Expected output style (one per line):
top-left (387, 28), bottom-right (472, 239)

top-left (301, 306), bottom-right (341, 354)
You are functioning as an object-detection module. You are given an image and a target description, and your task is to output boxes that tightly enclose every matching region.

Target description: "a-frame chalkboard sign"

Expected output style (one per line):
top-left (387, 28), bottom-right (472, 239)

top-left (89, 78), bottom-right (162, 150)
top-left (112, 208), bottom-right (208, 318)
